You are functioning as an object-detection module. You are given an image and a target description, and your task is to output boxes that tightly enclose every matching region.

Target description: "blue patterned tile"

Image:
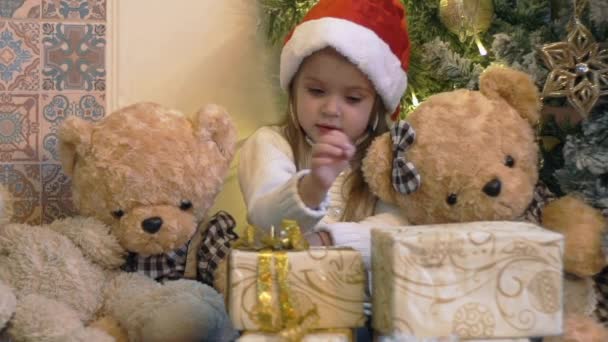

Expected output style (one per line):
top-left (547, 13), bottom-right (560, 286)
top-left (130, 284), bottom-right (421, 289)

top-left (42, 0), bottom-right (105, 20)
top-left (0, 163), bottom-right (41, 224)
top-left (0, 0), bottom-right (40, 19)
top-left (40, 92), bottom-right (105, 161)
top-left (0, 21), bottom-right (40, 91)
top-left (41, 162), bottom-right (75, 223)
top-left (42, 23), bottom-right (105, 91)
top-left (0, 93), bottom-right (39, 162)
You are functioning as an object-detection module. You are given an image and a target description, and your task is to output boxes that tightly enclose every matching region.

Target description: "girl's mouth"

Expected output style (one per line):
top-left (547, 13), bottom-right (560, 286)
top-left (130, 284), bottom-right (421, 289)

top-left (316, 124), bottom-right (340, 134)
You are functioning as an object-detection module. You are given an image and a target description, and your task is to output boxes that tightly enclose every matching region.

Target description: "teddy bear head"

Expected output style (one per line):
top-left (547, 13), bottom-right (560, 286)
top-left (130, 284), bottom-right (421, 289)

top-left (363, 66), bottom-right (542, 224)
top-left (58, 102), bottom-right (236, 256)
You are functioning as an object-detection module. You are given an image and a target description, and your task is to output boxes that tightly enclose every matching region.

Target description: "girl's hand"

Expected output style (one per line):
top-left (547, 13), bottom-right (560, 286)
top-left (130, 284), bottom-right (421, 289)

top-left (310, 129), bottom-right (355, 188)
top-left (299, 130), bottom-right (355, 208)
top-left (306, 231), bottom-right (334, 246)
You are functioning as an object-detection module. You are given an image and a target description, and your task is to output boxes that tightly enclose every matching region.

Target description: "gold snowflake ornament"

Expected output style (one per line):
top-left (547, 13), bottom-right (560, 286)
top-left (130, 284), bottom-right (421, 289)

top-left (540, 18), bottom-right (608, 117)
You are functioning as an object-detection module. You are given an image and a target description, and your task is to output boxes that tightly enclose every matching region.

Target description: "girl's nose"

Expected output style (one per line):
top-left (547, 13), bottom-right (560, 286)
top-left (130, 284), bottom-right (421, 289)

top-left (322, 96), bottom-right (340, 116)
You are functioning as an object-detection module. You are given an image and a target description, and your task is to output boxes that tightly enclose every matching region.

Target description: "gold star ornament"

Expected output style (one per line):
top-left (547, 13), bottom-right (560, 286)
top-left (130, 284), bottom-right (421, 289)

top-left (540, 0), bottom-right (608, 117)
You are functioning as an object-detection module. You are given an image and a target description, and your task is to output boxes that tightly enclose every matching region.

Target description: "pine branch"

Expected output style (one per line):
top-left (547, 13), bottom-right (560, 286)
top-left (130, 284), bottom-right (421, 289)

top-left (588, 0), bottom-right (608, 41)
top-left (554, 108), bottom-right (608, 210)
top-left (259, 0), bottom-right (318, 45)
top-left (421, 38), bottom-right (484, 89)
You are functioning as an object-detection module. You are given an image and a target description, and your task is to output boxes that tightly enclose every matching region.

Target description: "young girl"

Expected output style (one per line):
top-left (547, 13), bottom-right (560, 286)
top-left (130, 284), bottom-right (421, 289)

top-left (239, 0), bottom-right (411, 269)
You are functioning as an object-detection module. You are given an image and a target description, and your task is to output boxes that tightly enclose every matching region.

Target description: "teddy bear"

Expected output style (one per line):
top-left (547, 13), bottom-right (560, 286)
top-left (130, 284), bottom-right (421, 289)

top-left (0, 186), bottom-right (16, 339)
top-left (0, 102), bottom-right (239, 342)
top-left (362, 66), bottom-right (608, 341)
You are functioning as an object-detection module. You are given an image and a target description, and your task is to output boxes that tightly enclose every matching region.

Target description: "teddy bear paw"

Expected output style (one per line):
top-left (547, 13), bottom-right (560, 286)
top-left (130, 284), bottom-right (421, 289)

top-left (10, 294), bottom-right (112, 342)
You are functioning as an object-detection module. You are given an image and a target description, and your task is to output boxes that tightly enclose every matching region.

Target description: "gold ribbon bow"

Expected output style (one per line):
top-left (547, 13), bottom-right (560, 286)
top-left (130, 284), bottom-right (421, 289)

top-left (234, 219), bottom-right (309, 251)
top-left (236, 220), bottom-right (318, 341)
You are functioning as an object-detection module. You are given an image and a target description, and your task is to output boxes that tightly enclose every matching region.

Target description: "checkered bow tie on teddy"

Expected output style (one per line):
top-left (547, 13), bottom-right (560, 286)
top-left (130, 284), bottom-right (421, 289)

top-left (121, 211), bottom-right (238, 285)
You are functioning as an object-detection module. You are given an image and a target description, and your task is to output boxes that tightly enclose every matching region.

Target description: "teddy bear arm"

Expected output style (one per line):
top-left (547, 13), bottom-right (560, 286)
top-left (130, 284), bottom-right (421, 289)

top-left (46, 217), bottom-right (126, 269)
top-left (10, 294), bottom-right (114, 342)
top-left (542, 195), bottom-right (607, 277)
top-left (104, 273), bottom-right (235, 342)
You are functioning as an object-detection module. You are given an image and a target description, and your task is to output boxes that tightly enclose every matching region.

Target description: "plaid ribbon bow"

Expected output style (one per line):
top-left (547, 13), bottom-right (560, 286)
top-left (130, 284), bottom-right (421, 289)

top-left (391, 120), bottom-right (421, 194)
top-left (121, 211), bottom-right (237, 285)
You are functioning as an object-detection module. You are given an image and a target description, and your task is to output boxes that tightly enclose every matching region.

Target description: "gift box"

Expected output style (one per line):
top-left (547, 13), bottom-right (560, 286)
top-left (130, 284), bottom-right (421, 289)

top-left (228, 247), bottom-right (367, 331)
top-left (237, 329), bottom-right (353, 341)
top-left (372, 221), bottom-right (564, 339)
top-left (377, 335), bottom-right (532, 342)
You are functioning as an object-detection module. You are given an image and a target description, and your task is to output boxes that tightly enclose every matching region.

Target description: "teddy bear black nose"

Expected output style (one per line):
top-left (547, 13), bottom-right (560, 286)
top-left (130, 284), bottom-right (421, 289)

top-left (482, 179), bottom-right (502, 197)
top-left (141, 216), bottom-right (163, 234)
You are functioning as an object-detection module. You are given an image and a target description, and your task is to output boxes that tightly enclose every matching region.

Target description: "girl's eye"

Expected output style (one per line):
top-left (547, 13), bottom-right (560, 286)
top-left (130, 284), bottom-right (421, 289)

top-left (346, 96), bottom-right (362, 103)
top-left (112, 209), bottom-right (125, 218)
top-left (308, 88), bottom-right (324, 96)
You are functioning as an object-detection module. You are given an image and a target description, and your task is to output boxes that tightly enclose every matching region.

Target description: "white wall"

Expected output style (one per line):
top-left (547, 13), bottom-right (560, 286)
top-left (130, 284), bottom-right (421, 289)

top-left (108, 0), bottom-right (283, 229)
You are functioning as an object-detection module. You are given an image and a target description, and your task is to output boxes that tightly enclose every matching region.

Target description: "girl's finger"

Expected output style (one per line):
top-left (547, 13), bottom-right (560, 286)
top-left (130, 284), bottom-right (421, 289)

top-left (312, 143), bottom-right (346, 158)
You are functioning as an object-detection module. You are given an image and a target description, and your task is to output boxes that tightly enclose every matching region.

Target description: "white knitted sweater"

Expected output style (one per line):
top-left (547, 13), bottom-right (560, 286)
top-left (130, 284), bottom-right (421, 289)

top-left (238, 126), bottom-right (409, 269)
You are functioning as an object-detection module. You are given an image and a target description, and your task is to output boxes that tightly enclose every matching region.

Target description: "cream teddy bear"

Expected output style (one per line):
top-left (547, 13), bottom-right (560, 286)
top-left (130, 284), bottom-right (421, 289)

top-left (363, 66), bottom-right (608, 341)
top-left (0, 102), bottom-right (238, 342)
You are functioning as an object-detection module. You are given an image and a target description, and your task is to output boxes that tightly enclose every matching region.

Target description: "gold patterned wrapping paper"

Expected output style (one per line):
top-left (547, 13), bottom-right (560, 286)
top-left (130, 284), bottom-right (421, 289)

top-left (228, 248), bottom-right (367, 331)
top-left (372, 221), bottom-right (564, 338)
top-left (237, 329), bottom-right (353, 341)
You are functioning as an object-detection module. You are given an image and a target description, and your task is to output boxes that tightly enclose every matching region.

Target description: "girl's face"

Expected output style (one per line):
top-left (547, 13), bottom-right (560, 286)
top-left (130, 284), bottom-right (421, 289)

top-left (292, 48), bottom-right (376, 143)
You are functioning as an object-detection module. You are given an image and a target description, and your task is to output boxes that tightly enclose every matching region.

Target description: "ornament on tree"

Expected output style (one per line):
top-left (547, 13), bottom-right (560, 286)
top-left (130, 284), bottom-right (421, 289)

top-left (438, 0), bottom-right (494, 55)
top-left (540, 0), bottom-right (608, 118)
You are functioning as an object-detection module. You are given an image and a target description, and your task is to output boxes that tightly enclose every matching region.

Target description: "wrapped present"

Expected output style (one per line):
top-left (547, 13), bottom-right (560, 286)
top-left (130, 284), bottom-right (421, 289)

top-left (237, 329), bottom-right (353, 341)
top-left (372, 221), bottom-right (564, 339)
top-left (377, 334), bottom-right (531, 342)
top-left (228, 222), bottom-right (367, 333)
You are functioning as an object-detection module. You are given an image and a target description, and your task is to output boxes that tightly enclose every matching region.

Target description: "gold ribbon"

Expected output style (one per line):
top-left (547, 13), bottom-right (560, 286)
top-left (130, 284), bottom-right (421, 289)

top-left (241, 328), bottom-right (352, 341)
top-left (234, 219), bottom-right (309, 251)
top-left (237, 220), bottom-right (317, 341)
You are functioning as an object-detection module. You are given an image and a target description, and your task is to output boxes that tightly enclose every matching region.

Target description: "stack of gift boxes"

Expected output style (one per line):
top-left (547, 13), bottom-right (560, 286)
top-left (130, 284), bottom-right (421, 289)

top-left (225, 221), bottom-right (564, 341)
top-left (226, 221), bottom-right (366, 341)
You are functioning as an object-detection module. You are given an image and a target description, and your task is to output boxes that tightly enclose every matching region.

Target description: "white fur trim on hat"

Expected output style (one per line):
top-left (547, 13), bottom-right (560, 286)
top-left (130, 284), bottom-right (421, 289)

top-left (280, 17), bottom-right (408, 114)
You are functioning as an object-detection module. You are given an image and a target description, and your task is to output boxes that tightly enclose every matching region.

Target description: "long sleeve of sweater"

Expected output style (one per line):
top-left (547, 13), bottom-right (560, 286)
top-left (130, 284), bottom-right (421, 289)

top-left (238, 126), bottom-right (409, 269)
top-left (316, 201), bottom-right (408, 269)
top-left (238, 126), bottom-right (329, 234)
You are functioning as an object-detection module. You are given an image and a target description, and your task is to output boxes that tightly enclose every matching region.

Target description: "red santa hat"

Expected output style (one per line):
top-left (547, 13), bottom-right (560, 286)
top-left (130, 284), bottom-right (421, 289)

top-left (280, 0), bottom-right (410, 118)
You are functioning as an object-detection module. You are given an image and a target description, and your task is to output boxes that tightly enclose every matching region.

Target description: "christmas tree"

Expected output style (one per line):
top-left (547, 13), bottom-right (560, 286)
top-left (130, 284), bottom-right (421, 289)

top-left (258, 0), bottom-right (608, 212)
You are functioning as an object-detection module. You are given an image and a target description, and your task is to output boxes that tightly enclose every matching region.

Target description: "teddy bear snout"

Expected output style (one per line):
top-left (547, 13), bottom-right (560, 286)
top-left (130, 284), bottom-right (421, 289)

top-left (482, 178), bottom-right (502, 197)
top-left (141, 216), bottom-right (163, 234)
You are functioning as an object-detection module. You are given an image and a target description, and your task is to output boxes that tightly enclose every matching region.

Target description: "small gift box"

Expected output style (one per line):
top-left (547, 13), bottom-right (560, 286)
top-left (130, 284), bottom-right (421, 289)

top-left (372, 221), bottom-right (563, 339)
top-left (228, 221), bottom-right (367, 333)
top-left (237, 329), bottom-right (353, 341)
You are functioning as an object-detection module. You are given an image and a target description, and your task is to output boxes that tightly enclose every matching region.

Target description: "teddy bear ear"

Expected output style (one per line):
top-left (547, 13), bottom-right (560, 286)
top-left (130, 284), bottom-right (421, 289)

top-left (479, 66), bottom-right (541, 126)
top-left (58, 117), bottom-right (94, 177)
top-left (193, 104), bottom-right (237, 162)
top-left (362, 133), bottom-right (397, 204)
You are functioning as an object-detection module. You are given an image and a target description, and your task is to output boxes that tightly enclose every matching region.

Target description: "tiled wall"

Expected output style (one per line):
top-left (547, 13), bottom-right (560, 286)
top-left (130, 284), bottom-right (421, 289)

top-left (0, 0), bottom-right (106, 224)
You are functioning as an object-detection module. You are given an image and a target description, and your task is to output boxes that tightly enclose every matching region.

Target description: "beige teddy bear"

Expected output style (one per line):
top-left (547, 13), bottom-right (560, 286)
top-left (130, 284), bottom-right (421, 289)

top-left (363, 66), bottom-right (608, 341)
top-left (0, 186), bottom-right (16, 338)
top-left (0, 102), bottom-right (238, 342)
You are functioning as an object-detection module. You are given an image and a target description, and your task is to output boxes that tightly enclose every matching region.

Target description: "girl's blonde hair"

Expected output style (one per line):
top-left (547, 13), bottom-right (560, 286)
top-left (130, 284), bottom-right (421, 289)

top-left (283, 82), bottom-right (389, 222)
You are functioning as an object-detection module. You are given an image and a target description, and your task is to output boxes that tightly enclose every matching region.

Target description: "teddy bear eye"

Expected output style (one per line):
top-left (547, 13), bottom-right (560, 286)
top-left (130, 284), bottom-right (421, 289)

top-left (111, 209), bottom-right (125, 218)
top-left (179, 200), bottom-right (192, 211)
top-left (446, 193), bottom-right (458, 206)
top-left (505, 155), bottom-right (515, 168)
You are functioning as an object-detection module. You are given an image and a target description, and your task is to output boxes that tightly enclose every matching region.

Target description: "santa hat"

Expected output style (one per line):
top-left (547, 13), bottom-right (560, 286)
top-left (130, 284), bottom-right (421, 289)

top-left (280, 0), bottom-right (410, 118)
